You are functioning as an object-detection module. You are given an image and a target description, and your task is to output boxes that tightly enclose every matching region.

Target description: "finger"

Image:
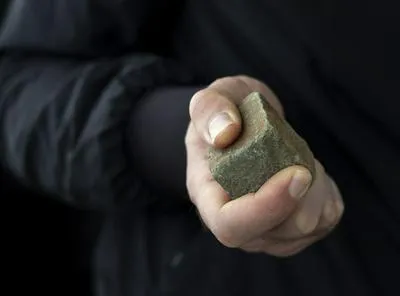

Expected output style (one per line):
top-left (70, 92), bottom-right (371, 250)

top-left (267, 160), bottom-right (331, 240)
top-left (192, 164), bottom-right (312, 248)
top-left (189, 76), bottom-right (284, 148)
top-left (209, 76), bottom-right (284, 117)
top-left (241, 234), bottom-right (323, 257)
top-left (315, 177), bottom-right (345, 231)
top-left (208, 76), bottom-right (253, 104)
top-left (330, 177), bottom-right (345, 220)
top-left (189, 88), bottom-right (243, 148)
top-left (185, 122), bottom-right (231, 224)
top-left (186, 123), bottom-right (311, 248)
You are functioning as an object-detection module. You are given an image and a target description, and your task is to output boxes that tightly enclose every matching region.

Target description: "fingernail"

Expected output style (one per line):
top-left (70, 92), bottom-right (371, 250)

top-left (288, 169), bottom-right (312, 200)
top-left (208, 112), bottom-right (234, 144)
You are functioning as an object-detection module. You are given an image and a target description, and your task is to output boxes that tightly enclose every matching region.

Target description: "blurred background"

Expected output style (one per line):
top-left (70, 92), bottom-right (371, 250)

top-left (2, 170), bottom-right (102, 295)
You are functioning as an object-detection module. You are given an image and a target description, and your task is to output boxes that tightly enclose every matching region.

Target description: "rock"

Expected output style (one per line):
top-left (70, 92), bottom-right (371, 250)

top-left (209, 91), bottom-right (315, 199)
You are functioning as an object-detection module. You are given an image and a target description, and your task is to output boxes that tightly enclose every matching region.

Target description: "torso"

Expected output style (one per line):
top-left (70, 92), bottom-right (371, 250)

top-left (168, 1), bottom-right (400, 295)
top-left (97, 1), bottom-right (400, 295)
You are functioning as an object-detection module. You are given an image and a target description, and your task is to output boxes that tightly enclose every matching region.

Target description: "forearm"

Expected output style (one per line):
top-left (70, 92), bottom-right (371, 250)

top-left (128, 86), bottom-right (203, 204)
top-left (0, 53), bottom-right (193, 210)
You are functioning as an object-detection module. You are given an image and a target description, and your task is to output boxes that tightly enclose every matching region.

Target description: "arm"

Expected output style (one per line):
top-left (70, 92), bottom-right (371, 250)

top-left (0, 0), bottom-right (194, 210)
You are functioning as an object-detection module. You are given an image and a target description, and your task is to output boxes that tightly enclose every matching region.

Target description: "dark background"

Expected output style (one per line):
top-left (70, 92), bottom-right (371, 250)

top-left (2, 170), bottom-right (102, 295)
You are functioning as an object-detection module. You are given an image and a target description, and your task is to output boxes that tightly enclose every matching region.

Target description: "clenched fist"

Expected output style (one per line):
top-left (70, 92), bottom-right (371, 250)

top-left (185, 75), bottom-right (344, 257)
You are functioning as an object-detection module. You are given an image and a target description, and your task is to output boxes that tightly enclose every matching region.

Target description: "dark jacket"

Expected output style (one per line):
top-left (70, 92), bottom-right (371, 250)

top-left (1, 1), bottom-right (400, 296)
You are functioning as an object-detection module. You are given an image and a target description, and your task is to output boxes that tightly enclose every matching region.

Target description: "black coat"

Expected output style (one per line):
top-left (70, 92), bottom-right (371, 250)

top-left (1, 1), bottom-right (400, 296)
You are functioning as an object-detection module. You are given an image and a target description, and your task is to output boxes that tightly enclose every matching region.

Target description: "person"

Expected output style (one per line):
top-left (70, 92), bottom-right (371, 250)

top-left (0, 1), bottom-right (399, 295)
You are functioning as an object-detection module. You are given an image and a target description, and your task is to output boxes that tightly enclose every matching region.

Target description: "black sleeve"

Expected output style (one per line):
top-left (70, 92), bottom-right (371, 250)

top-left (0, 0), bottom-right (195, 210)
top-left (128, 87), bottom-right (203, 206)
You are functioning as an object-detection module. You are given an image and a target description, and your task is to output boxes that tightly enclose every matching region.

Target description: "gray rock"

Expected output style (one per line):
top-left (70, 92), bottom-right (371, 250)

top-left (209, 92), bottom-right (315, 199)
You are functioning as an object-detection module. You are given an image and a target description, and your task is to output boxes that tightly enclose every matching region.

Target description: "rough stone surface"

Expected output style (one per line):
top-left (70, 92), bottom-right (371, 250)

top-left (209, 92), bottom-right (315, 199)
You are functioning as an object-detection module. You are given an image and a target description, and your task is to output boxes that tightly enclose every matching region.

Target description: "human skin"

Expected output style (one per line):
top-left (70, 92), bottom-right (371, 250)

top-left (185, 75), bottom-right (344, 257)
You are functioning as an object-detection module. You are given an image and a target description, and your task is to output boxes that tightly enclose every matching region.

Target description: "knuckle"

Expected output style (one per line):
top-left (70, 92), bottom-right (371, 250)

top-left (189, 88), bottom-right (212, 116)
top-left (194, 88), bottom-right (213, 98)
top-left (214, 228), bottom-right (241, 249)
top-left (338, 203), bottom-right (345, 218)
top-left (241, 241), bottom-right (263, 253)
top-left (227, 75), bottom-right (249, 87)
top-left (184, 133), bottom-right (190, 147)
top-left (235, 74), bottom-right (254, 82)
top-left (190, 88), bottom-right (229, 120)
top-left (229, 76), bottom-right (246, 85)
top-left (216, 236), bottom-right (240, 249)
top-left (184, 125), bottom-right (194, 146)
top-left (263, 243), bottom-right (306, 258)
top-left (211, 77), bottom-right (229, 85)
top-left (271, 248), bottom-right (304, 258)
top-left (185, 175), bottom-right (200, 205)
top-left (212, 76), bottom-right (237, 86)
top-left (334, 204), bottom-right (345, 225)
top-left (187, 192), bottom-right (197, 205)
top-left (236, 75), bottom-right (263, 91)
top-left (211, 76), bottom-right (247, 92)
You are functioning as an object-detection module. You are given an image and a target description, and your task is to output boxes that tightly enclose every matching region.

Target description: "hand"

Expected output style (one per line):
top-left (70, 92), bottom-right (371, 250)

top-left (185, 75), bottom-right (344, 257)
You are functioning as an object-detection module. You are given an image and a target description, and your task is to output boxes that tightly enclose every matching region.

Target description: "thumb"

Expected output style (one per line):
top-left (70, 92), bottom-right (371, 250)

top-left (196, 165), bottom-right (312, 248)
top-left (189, 88), bottom-right (242, 148)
